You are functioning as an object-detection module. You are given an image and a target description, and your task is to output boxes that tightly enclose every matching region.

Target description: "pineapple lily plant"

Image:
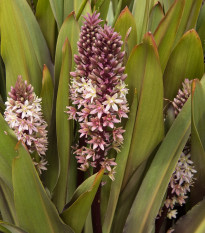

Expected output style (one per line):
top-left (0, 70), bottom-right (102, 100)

top-left (0, 0), bottom-right (205, 233)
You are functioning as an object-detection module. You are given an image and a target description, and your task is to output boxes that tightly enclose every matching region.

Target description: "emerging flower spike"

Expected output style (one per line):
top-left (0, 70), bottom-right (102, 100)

top-left (67, 13), bottom-right (129, 180)
top-left (4, 76), bottom-right (48, 174)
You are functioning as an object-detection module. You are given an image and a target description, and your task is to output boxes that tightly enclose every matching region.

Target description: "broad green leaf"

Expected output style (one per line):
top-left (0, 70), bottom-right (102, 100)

top-left (55, 12), bottom-right (79, 93)
top-left (40, 65), bottom-right (54, 128)
top-left (0, 222), bottom-right (27, 233)
top-left (102, 92), bottom-right (138, 233)
top-left (196, 3), bottom-right (205, 53)
top-left (12, 143), bottom-right (74, 233)
top-left (114, 7), bottom-right (137, 58)
top-left (49, 0), bottom-right (63, 29)
top-left (162, 0), bottom-right (175, 13)
top-left (36, 0), bottom-right (56, 61)
top-left (191, 79), bottom-right (205, 204)
top-left (175, 0), bottom-right (203, 44)
top-left (123, 33), bottom-right (164, 187)
top-left (164, 30), bottom-right (204, 101)
top-left (64, 0), bottom-right (73, 19)
top-left (148, 2), bottom-right (164, 33)
top-left (0, 0), bottom-right (53, 96)
top-left (132, 0), bottom-right (155, 43)
top-left (111, 159), bottom-right (148, 233)
top-left (98, 0), bottom-right (111, 21)
top-left (61, 169), bottom-right (104, 233)
top-left (154, 0), bottom-right (185, 72)
top-left (0, 179), bottom-right (17, 225)
top-left (125, 98), bottom-right (191, 233)
top-left (174, 199), bottom-right (205, 233)
top-left (0, 114), bottom-right (18, 189)
top-left (52, 39), bottom-right (73, 211)
top-left (77, 1), bottom-right (92, 26)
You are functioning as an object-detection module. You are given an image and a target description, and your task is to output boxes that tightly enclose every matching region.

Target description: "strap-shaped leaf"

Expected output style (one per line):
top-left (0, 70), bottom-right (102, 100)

top-left (36, 0), bottom-right (56, 60)
top-left (174, 198), bottom-right (205, 232)
top-left (191, 78), bottom-right (205, 204)
top-left (49, 0), bottom-right (63, 29)
top-left (12, 143), bottom-right (74, 233)
top-left (175, 0), bottom-right (203, 44)
top-left (148, 2), bottom-right (164, 33)
top-left (125, 97), bottom-right (191, 233)
top-left (61, 169), bottom-right (104, 233)
top-left (52, 39), bottom-right (73, 211)
top-left (164, 30), bottom-right (204, 101)
top-left (40, 65), bottom-right (54, 128)
top-left (102, 92), bottom-right (138, 233)
top-left (0, 178), bottom-right (17, 225)
top-left (123, 32), bottom-right (164, 188)
top-left (154, 0), bottom-right (185, 72)
top-left (0, 0), bottom-right (53, 96)
top-left (0, 221), bottom-right (27, 233)
top-left (196, 3), bottom-right (205, 53)
top-left (114, 7), bottom-right (137, 58)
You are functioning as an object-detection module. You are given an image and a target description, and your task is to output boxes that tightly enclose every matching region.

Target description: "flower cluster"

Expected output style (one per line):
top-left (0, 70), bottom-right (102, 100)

top-left (67, 13), bottom-right (129, 180)
top-left (163, 79), bottom-right (195, 219)
top-left (4, 76), bottom-right (48, 173)
top-left (165, 152), bottom-right (196, 219)
top-left (172, 78), bottom-right (192, 117)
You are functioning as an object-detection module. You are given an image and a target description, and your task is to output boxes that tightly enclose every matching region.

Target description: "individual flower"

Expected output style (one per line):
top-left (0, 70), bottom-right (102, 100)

top-left (67, 13), bottom-right (129, 180)
top-left (4, 76), bottom-right (48, 173)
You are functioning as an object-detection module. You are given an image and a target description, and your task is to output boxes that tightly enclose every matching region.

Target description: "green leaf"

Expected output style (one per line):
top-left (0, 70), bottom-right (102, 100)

top-left (40, 65), bottom-right (54, 128)
top-left (123, 32), bottom-right (164, 188)
top-left (75, 0), bottom-right (92, 25)
top-left (132, 0), bottom-right (155, 43)
top-left (148, 2), bottom-right (164, 33)
top-left (174, 198), bottom-right (205, 233)
top-left (102, 92), bottom-right (138, 233)
top-left (0, 221), bottom-right (27, 233)
top-left (114, 7), bottom-right (137, 58)
top-left (0, 0), bottom-right (53, 96)
top-left (125, 97), bottom-right (191, 233)
top-left (98, 0), bottom-right (111, 21)
top-left (36, 0), bottom-right (57, 61)
top-left (175, 0), bottom-right (203, 44)
top-left (196, 3), bottom-right (205, 53)
top-left (0, 178), bottom-right (17, 225)
top-left (0, 114), bottom-right (18, 189)
top-left (12, 143), bottom-right (74, 233)
top-left (162, 0), bottom-right (175, 13)
top-left (164, 30), bottom-right (204, 101)
top-left (54, 12), bottom-right (79, 94)
top-left (52, 39), bottom-right (73, 211)
top-left (0, 56), bottom-right (6, 102)
top-left (191, 79), bottom-right (205, 204)
top-left (154, 0), bottom-right (185, 72)
top-left (49, 0), bottom-right (63, 29)
top-left (61, 169), bottom-right (104, 233)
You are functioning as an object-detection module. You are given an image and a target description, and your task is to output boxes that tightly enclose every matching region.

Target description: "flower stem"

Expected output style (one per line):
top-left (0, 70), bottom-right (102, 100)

top-left (91, 182), bottom-right (102, 233)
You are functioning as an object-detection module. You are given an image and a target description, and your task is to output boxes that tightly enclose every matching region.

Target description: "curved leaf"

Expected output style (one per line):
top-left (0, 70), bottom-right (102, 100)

top-left (114, 7), bottom-right (137, 58)
top-left (36, 0), bottom-right (56, 61)
top-left (175, 0), bottom-right (203, 44)
top-left (102, 92), bottom-right (138, 233)
top-left (49, 0), bottom-right (63, 29)
top-left (164, 29), bottom-right (204, 101)
top-left (191, 79), bottom-right (205, 204)
top-left (174, 199), bottom-right (205, 233)
top-left (196, 3), bottom-right (205, 53)
top-left (154, 0), bottom-right (185, 72)
top-left (125, 97), bottom-right (191, 233)
top-left (0, 221), bottom-right (27, 233)
top-left (148, 2), bottom-right (164, 33)
top-left (12, 143), bottom-right (74, 233)
top-left (52, 39), bottom-right (73, 211)
top-left (0, 0), bottom-right (53, 96)
top-left (61, 169), bottom-right (104, 233)
top-left (40, 65), bottom-right (54, 128)
top-left (123, 32), bottom-right (164, 188)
